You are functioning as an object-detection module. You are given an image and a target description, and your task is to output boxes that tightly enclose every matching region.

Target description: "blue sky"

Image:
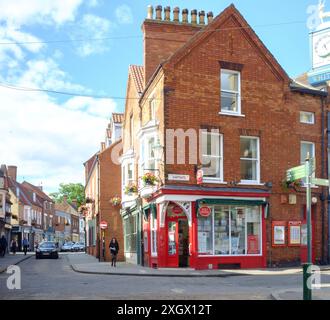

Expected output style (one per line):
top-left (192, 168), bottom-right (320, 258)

top-left (0, 0), bottom-right (322, 193)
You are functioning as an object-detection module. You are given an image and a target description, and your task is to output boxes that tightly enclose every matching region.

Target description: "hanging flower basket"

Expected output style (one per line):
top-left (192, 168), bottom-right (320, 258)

top-left (281, 179), bottom-right (303, 192)
top-left (141, 172), bottom-right (159, 186)
top-left (110, 196), bottom-right (121, 206)
top-left (125, 184), bottom-right (138, 195)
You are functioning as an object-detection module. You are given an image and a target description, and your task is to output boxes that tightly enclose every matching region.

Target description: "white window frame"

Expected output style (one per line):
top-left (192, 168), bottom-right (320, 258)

top-left (201, 132), bottom-right (224, 183)
top-left (122, 160), bottom-right (135, 193)
top-left (300, 112), bottom-right (315, 125)
top-left (220, 69), bottom-right (241, 116)
top-left (301, 141), bottom-right (316, 186)
top-left (150, 213), bottom-right (158, 257)
top-left (240, 136), bottom-right (260, 185)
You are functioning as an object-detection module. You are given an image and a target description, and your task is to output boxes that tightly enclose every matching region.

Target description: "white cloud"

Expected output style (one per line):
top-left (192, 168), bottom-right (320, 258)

top-left (0, 0), bottom-right (84, 27)
top-left (0, 85), bottom-right (113, 193)
top-left (64, 96), bottom-right (117, 118)
top-left (115, 4), bottom-right (133, 25)
top-left (71, 14), bottom-right (113, 57)
top-left (17, 58), bottom-right (88, 93)
top-left (86, 0), bottom-right (102, 8)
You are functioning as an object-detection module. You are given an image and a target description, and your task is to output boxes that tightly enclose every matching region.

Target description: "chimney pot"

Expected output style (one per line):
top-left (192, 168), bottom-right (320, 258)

top-left (207, 11), bottom-right (214, 24)
top-left (147, 5), bottom-right (154, 19)
top-left (156, 5), bottom-right (162, 20)
top-left (164, 6), bottom-right (171, 21)
top-left (173, 7), bottom-right (180, 22)
top-left (199, 11), bottom-right (205, 25)
top-left (191, 9), bottom-right (197, 24)
top-left (182, 9), bottom-right (189, 23)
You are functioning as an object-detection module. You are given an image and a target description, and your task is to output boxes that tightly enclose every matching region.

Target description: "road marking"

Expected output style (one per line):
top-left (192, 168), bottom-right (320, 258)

top-left (171, 288), bottom-right (185, 294)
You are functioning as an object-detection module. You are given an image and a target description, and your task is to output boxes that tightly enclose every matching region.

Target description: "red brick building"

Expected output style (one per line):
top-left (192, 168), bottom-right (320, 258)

top-left (120, 5), bottom-right (329, 269)
top-left (83, 114), bottom-right (124, 262)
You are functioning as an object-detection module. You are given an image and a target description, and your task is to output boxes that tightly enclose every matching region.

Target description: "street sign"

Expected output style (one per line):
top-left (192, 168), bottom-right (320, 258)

top-left (100, 221), bottom-right (108, 230)
top-left (311, 178), bottom-right (329, 187)
top-left (286, 165), bottom-right (306, 182)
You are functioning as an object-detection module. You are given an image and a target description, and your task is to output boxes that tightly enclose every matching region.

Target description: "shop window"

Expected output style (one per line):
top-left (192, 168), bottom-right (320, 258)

top-left (150, 213), bottom-right (157, 257)
top-left (220, 69), bottom-right (241, 115)
top-left (168, 221), bottom-right (177, 256)
top-left (201, 131), bottom-right (223, 182)
top-left (198, 206), bottom-right (261, 256)
top-left (240, 137), bottom-right (260, 184)
top-left (124, 215), bottom-right (137, 253)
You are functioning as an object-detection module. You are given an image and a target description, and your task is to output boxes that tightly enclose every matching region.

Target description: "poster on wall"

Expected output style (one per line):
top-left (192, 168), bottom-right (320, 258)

top-left (272, 221), bottom-right (286, 246)
top-left (247, 235), bottom-right (259, 254)
top-left (288, 221), bottom-right (301, 246)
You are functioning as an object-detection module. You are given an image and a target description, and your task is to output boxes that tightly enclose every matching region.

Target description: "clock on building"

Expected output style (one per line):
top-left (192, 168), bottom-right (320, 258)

top-left (315, 34), bottom-right (330, 58)
top-left (312, 27), bottom-right (330, 69)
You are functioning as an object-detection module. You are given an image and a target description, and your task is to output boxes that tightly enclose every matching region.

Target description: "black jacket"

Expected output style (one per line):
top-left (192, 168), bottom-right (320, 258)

top-left (0, 237), bottom-right (7, 248)
top-left (109, 241), bottom-right (119, 254)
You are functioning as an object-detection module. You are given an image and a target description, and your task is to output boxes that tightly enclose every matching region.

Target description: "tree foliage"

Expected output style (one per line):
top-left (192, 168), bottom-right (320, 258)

top-left (50, 183), bottom-right (85, 208)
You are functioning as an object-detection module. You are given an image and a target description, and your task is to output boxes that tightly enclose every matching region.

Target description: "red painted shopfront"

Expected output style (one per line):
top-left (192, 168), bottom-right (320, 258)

top-left (143, 188), bottom-right (269, 270)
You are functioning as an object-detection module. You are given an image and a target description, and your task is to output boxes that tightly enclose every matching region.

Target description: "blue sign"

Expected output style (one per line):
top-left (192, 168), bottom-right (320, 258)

top-left (308, 71), bottom-right (330, 85)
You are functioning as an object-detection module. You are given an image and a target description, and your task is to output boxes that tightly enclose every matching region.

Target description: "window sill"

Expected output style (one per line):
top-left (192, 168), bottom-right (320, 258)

top-left (219, 112), bottom-right (245, 118)
top-left (238, 182), bottom-right (264, 186)
top-left (202, 180), bottom-right (227, 185)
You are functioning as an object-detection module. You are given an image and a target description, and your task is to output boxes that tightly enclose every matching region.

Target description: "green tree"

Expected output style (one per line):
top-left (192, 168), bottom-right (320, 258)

top-left (50, 183), bottom-right (85, 208)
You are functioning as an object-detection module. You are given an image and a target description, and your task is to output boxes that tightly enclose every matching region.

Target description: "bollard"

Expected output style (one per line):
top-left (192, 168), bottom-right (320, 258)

top-left (303, 263), bottom-right (312, 300)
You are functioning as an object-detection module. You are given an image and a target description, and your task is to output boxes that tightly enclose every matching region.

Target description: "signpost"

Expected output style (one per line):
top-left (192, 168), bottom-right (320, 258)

top-left (286, 154), bottom-right (324, 300)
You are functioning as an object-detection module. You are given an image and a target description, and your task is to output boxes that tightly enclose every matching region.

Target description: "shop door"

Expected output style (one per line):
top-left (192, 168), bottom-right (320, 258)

top-left (167, 221), bottom-right (178, 267)
top-left (178, 219), bottom-right (189, 268)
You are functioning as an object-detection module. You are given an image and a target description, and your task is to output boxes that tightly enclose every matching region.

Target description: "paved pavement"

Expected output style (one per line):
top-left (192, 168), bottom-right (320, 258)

top-left (1, 252), bottom-right (330, 300)
top-left (0, 252), bottom-right (33, 273)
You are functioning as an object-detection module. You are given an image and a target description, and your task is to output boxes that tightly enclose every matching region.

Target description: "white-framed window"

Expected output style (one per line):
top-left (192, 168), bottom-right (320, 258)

top-left (240, 136), bottom-right (260, 184)
top-left (198, 206), bottom-right (262, 256)
top-left (220, 69), bottom-right (241, 115)
top-left (150, 212), bottom-right (157, 257)
top-left (201, 131), bottom-right (223, 182)
top-left (300, 112), bottom-right (315, 124)
top-left (301, 141), bottom-right (316, 184)
top-left (122, 160), bottom-right (135, 192)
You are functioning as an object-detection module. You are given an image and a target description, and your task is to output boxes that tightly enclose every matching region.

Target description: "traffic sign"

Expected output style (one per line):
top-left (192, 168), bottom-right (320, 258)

top-left (286, 165), bottom-right (306, 182)
top-left (311, 178), bottom-right (329, 187)
top-left (100, 221), bottom-right (108, 229)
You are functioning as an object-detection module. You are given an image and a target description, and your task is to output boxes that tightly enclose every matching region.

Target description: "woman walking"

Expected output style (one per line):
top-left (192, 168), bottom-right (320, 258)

top-left (109, 237), bottom-right (119, 267)
top-left (11, 238), bottom-right (17, 255)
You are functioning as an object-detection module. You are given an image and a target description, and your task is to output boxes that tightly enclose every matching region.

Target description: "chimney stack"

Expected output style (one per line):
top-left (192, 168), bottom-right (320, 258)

top-left (173, 7), bottom-right (180, 22)
top-left (8, 165), bottom-right (17, 181)
top-left (101, 142), bottom-right (105, 152)
top-left (155, 5), bottom-right (162, 20)
top-left (207, 12), bottom-right (214, 24)
top-left (199, 11), bottom-right (205, 25)
top-left (191, 9), bottom-right (197, 24)
top-left (147, 5), bottom-right (153, 19)
top-left (164, 6), bottom-right (171, 21)
top-left (182, 9), bottom-right (189, 23)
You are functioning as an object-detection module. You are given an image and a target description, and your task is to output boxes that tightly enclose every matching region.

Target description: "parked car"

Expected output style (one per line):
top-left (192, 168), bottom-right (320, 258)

top-left (36, 242), bottom-right (59, 259)
top-left (61, 242), bottom-right (74, 252)
top-left (71, 242), bottom-right (85, 252)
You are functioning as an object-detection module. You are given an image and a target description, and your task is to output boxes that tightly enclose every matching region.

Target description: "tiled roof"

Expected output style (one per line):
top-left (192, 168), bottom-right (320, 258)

top-left (22, 181), bottom-right (53, 202)
top-left (129, 65), bottom-right (144, 94)
top-left (112, 113), bottom-right (124, 124)
top-left (8, 178), bottom-right (31, 206)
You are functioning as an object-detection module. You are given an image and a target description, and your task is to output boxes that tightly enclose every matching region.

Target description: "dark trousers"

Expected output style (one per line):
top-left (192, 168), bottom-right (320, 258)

top-left (23, 245), bottom-right (28, 255)
top-left (111, 253), bottom-right (117, 266)
top-left (0, 247), bottom-right (5, 257)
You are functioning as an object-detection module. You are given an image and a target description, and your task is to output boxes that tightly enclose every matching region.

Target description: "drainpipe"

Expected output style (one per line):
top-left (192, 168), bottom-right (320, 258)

top-left (327, 111), bottom-right (330, 264)
top-left (321, 95), bottom-right (326, 264)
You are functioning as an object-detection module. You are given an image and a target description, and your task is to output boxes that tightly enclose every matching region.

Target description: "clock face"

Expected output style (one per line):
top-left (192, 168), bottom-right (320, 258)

top-left (315, 35), bottom-right (330, 58)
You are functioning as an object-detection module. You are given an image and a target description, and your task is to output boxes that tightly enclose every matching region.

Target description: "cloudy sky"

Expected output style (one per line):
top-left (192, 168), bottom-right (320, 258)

top-left (0, 0), bottom-right (319, 193)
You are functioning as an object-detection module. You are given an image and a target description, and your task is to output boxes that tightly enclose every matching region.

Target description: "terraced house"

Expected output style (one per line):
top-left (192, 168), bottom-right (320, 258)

top-left (120, 4), bottom-right (329, 269)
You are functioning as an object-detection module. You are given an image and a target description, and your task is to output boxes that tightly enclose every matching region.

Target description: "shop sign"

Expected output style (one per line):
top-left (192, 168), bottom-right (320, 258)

top-left (196, 169), bottom-right (203, 185)
top-left (172, 206), bottom-right (183, 215)
top-left (199, 206), bottom-right (211, 217)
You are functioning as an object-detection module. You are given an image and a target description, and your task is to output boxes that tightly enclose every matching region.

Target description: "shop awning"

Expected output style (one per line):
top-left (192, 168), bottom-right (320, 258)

top-left (197, 199), bottom-right (267, 207)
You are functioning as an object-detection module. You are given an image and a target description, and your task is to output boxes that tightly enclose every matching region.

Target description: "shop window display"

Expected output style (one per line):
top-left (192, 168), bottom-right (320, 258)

top-left (198, 205), bottom-right (261, 256)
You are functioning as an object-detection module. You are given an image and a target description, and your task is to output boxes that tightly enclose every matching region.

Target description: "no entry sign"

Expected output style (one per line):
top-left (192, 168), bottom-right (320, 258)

top-left (100, 221), bottom-right (108, 229)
